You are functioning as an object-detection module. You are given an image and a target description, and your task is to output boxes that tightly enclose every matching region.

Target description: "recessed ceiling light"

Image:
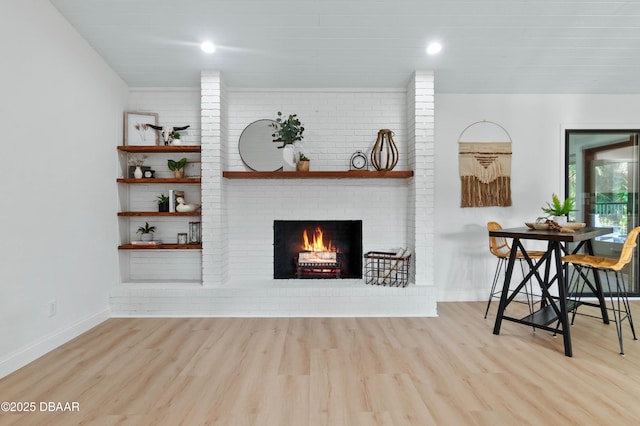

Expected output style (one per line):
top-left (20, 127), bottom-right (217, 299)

top-left (426, 42), bottom-right (442, 55)
top-left (201, 41), bottom-right (216, 54)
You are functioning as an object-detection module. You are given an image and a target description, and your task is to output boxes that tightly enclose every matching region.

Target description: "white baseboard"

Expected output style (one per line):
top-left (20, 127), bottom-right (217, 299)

top-left (0, 308), bottom-right (110, 379)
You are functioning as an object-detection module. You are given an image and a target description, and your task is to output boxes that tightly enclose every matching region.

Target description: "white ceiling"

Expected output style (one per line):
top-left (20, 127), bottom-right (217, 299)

top-left (49, 0), bottom-right (640, 93)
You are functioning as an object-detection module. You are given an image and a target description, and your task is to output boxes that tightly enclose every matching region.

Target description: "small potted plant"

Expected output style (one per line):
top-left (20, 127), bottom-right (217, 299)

top-left (157, 194), bottom-right (170, 212)
top-left (168, 157), bottom-right (187, 178)
top-left (136, 222), bottom-right (156, 242)
top-left (170, 130), bottom-right (182, 145)
top-left (271, 111), bottom-right (305, 171)
top-left (297, 152), bottom-right (310, 172)
top-left (541, 193), bottom-right (575, 224)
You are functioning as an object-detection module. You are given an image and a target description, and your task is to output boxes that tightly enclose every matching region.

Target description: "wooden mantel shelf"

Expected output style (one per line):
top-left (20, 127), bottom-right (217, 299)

top-left (222, 170), bottom-right (414, 179)
top-left (117, 145), bottom-right (201, 153)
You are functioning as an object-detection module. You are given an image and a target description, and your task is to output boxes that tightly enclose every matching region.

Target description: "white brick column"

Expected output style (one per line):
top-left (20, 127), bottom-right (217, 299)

top-left (408, 71), bottom-right (435, 288)
top-left (201, 70), bottom-right (226, 286)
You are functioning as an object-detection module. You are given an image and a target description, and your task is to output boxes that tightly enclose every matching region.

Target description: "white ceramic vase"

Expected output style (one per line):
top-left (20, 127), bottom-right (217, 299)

top-left (282, 145), bottom-right (297, 171)
top-left (134, 166), bottom-right (143, 179)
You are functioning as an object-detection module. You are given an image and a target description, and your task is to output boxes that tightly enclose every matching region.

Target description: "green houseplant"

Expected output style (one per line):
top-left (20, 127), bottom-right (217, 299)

top-left (270, 111), bottom-right (305, 148)
top-left (168, 157), bottom-right (187, 178)
top-left (137, 222), bottom-right (156, 242)
top-left (170, 130), bottom-right (181, 145)
top-left (157, 193), bottom-right (170, 212)
top-left (297, 152), bottom-right (310, 172)
top-left (541, 193), bottom-right (575, 223)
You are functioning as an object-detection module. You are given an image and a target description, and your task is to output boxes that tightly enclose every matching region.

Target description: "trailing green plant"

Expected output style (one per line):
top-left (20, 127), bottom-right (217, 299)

top-left (167, 157), bottom-right (187, 171)
top-left (541, 193), bottom-right (575, 216)
top-left (137, 222), bottom-right (156, 235)
top-left (270, 111), bottom-right (304, 148)
top-left (156, 194), bottom-right (170, 204)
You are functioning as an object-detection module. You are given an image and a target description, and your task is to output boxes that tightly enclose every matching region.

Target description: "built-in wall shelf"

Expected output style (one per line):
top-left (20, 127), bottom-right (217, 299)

top-left (118, 243), bottom-right (202, 250)
top-left (117, 145), bottom-right (201, 153)
top-left (118, 212), bottom-right (201, 217)
top-left (222, 170), bottom-right (414, 179)
top-left (117, 178), bottom-right (201, 184)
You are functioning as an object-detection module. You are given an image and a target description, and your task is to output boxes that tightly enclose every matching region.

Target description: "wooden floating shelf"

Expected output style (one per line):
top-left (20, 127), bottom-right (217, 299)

top-left (118, 212), bottom-right (201, 217)
top-left (118, 243), bottom-right (202, 250)
top-left (117, 178), bottom-right (201, 184)
top-left (222, 170), bottom-right (414, 179)
top-left (117, 145), bottom-right (201, 153)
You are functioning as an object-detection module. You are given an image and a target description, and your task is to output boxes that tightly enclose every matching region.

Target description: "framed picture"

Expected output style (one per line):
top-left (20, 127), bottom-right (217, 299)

top-left (124, 112), bottom-right (159, 146)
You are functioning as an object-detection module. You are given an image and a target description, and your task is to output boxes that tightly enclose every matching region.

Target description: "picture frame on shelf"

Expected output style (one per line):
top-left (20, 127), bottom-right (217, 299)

top-left (124, 111), bottom-right (159, 146)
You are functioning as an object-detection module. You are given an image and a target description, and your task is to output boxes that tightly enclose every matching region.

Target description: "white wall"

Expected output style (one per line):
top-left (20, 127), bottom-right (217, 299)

top-left (435, 94), bottom-right (640, 301)
top-left (0, 0), bottom-right (128, 377)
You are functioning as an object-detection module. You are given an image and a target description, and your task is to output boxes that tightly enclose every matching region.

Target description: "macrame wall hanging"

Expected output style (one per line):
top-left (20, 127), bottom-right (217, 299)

top-left (458, 120), bottom-right (512, 208)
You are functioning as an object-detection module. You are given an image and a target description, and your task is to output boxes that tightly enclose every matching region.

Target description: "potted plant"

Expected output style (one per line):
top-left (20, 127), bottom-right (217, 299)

top-left (541, 193), bottom-right (575, 224)
top-left (157, 193), bottom-right (170, 212)
top-left (170, 130), bottom-right (182, 145)
top-left (168, 157), bottom-right (187, 178)
top-left (297, 152), bottom-right (310, 172)
top-left (136, 222), bottom-right (156, 242)
top-left (270, 111), bottom-right (305, 171)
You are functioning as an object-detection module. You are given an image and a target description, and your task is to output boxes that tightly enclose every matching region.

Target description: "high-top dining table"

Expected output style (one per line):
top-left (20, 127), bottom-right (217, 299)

top-left (490, 225), bottom-right (613, 357)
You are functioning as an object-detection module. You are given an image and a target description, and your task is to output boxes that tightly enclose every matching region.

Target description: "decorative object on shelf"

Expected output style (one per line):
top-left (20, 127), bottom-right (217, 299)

top-left (238, 119), bottom-right (281, 172)
top-left (143, 169), bottom-right (155, 178)
top-left (157, 194), bottom-right (170, 212)
top-left (136, 222), bottom-right (156, 242)
top-left (124, 112), bottom-right (159, 146)
top-left (282, 145), bottom-right (297, 171)
top-left (147, 124), bottom-right (190, 146)
top-left (350, 150), bottom-right (368, 170)
top-left (270, 111), bottom-right (305, 171)
top-left (296, 153), bottom-right (310, 172)
top-left (189, 221), bottom-right (201, 243)
top-left (176, 196), bottom-right (201, 213)
top-left (177, 233), bottom-right (188, 245)
top-left (168, 190), bottom-right (185, 212)
top-left (169, 130), bottom-right (182, 145)
top-left (458, 120), bottom-right (512, 208)
top-left (168, 157), bottom-right (187, 178)
top-left (127, 154), bottom-right (147, 179)
top-left (541, 193), bottom-right (575, 225)
top-left (370, 129), bottom-right (398, 171)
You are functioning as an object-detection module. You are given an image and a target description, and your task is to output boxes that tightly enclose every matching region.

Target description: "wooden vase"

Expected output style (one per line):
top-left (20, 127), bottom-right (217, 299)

top-left (370, 129), bottom-right (398, 171)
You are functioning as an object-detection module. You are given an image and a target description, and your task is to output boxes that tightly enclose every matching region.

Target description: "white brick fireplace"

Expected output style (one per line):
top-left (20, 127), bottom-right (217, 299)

top-left (111, 70), bottom-right (436, 317)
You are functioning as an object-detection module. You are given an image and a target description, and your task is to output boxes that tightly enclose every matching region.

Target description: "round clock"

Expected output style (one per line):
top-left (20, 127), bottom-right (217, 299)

top-left (350, 151), bottom-right (368, 170)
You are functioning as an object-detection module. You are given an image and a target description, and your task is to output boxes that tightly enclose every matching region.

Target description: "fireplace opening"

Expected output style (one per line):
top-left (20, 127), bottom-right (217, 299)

top-left (274, 220), bottom-right (363, 279)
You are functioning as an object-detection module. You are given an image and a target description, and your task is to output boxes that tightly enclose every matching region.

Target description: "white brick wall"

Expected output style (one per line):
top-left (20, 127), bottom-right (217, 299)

top-left (112, 71), bottom-right (437, 317)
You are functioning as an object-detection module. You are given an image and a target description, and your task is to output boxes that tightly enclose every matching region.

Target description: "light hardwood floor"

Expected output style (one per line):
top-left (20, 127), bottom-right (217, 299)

top-left (1, 302), bottom-right (639, 425)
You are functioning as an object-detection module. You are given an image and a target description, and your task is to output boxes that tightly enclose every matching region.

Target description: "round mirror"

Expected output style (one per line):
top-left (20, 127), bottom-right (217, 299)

top-left (238, 119), bottom-right (282, 171)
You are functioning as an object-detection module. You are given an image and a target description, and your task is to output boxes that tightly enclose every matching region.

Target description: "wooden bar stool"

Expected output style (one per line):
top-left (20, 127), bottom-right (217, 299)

top-left (562, 227), bottom-right (640, 354)
top-left (484, 222), bottom-right (546, 319)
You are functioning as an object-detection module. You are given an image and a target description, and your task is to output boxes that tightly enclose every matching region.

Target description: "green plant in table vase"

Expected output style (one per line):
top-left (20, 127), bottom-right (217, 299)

top-left (541, 193), bottom-right (576, 225)
top-left (136, 222), bottom-right (156, 242)
top-left (168, 157), bottom-right (187, 178)
top-left (270, 111), bottom-right (305, 171)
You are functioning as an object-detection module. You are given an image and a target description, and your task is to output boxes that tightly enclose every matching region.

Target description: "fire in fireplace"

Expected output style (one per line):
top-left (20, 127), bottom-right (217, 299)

top-left (274, 220), bottom-right (363, 279)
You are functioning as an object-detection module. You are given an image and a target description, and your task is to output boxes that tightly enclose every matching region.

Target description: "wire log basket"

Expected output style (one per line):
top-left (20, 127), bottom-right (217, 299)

top-left (364, 249), bottom-right (411, 287)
